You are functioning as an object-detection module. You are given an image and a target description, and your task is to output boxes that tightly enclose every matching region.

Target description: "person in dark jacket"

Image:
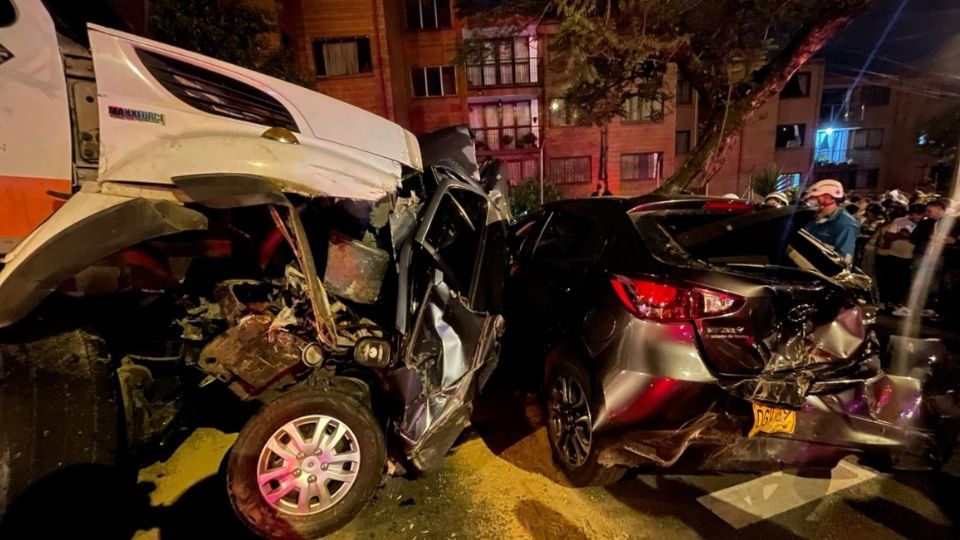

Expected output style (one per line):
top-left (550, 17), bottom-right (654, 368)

top-left (590, 181), bottom-right (612, 197)
top-left (911, 200), bottom-right (956, 255)
top-left (907, 200), bottom-right (958, 318)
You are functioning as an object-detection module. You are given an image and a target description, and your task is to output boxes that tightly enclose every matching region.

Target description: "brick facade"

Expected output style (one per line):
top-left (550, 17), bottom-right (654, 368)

top-left (697, 62), bottom-right (824, 197)
top-left (813, 73), bottom-right (955, 193)
top-left (279, 0), bottom-right (394, 117)
top-left (274, 2), bottom-right (945, 199)
top-left (98, 1), bottom-right (948, 199)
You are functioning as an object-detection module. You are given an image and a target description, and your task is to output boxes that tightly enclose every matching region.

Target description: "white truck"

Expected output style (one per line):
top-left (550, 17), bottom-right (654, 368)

top-left (0, 1), bottom-right (508, 537)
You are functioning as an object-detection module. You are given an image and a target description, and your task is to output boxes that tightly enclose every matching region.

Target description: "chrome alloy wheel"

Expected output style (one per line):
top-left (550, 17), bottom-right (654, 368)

top-left (548, 374), bottom-right (593, 467)
top-left (257, 414), bottom-right (361, 516)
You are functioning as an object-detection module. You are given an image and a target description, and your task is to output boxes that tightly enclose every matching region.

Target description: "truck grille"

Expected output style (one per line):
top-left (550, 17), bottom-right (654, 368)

top-left (136, 48), bottom-right (298, 132)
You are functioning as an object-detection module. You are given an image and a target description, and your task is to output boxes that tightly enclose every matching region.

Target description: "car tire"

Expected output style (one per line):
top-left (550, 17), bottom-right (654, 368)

top-left (0, 327), bottom-right (123, 520)
top-left (227, 389), bottom-right (385, 539)
top-left (545, 357), bottom-right (626, 487)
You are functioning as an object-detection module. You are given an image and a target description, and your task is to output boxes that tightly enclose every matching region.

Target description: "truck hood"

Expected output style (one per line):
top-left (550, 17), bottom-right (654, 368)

top-left (88, 24), bottom-right (421, 201)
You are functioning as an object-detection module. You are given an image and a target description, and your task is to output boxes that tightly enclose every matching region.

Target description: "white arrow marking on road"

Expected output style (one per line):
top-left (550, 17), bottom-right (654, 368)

top-left (697, 459), bottom-right (878, 529)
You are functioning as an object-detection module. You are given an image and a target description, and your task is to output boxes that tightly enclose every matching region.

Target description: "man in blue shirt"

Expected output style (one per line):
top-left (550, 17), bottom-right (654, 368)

top-left (802, 179), bottom-right (860, 264)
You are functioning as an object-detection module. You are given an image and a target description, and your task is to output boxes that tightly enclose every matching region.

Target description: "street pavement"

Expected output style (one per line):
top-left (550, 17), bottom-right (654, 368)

top-left (128, 396), bottom-right (959, 540)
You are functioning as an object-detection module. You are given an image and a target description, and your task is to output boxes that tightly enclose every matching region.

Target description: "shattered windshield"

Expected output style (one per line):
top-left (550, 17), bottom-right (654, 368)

top-left (638, 208), bottom-right (845, 277)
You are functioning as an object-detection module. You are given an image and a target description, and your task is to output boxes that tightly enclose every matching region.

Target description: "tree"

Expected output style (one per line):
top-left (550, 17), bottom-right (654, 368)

top-left (458, 0), bottom-right (876, 193)
top-left (148, 0), bottom-right (311, 86)
top-left (509, 178), bottom-right (562, 217)
top-left (750, 165), bottom-right (784, 199)
top-left (916, 105), bottom-right (960, 190)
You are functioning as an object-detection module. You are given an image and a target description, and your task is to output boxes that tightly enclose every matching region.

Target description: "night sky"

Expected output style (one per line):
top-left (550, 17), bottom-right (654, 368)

top-left (821, 0), bottom-right (960, 99)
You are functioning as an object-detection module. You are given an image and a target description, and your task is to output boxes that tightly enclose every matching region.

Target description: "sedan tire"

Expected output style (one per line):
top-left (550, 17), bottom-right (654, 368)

top-left (546, 357), bottom-right (626, 487)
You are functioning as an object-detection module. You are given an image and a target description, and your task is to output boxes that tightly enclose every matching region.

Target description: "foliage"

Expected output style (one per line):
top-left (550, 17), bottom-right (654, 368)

top-left (148, 0), bottom-right (311, 86)
top-left (751, 165), bottom-right (784, 198)
top-left (915, 105), bottom-right (960, 189)
top-left (509, 178), bottom-right (562, 217)
top-left (257, 48), bottom-right (315, 88)
top-left (459, 0), bottom-right (875, 190)
top-left (916, 105), bottom-right (960, 166)
top-left (918, 109), bottom-right (960, 159)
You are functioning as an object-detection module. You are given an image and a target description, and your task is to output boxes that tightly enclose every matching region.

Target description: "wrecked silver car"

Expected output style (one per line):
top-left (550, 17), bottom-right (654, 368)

top-left (0, 15), bottom-right (507, 538)
top-left (506, 197), bottom-right (959, 486)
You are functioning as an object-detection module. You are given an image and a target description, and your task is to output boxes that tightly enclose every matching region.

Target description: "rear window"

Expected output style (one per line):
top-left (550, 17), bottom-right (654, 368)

top-left (532, 211), bottom-right (605, 262)
top-left (636, 208), bottom-right (845, 276)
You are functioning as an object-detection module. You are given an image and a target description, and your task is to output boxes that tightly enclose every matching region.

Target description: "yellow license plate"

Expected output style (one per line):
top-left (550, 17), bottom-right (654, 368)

top-left (749, 403), bottom-right (797, 437)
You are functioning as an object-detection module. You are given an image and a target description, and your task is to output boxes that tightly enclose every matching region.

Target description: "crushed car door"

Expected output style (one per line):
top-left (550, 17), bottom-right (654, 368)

top-left (392, 170), bottom-right (506, 471)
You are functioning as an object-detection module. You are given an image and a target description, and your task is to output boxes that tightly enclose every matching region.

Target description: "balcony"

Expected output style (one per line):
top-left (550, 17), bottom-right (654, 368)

top-left (466, 58), bottom-right (541, 88)
top-left (473, 125), bottom-right (540, 153)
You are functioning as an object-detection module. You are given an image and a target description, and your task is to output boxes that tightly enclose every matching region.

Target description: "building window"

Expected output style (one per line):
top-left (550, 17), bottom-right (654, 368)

top-left (776, 123), bottom-right (806, 149)
top-left (777, 173), bottom-right (802, 190)
top-left (859, 168), bottom-right (880, 188)
top-left (820, 88), bottom-right (848, 122)
top-left (852, 128), bottom-right (883, 149)
top-left (620, 152), bottom-right (663, 181)
top-left (405, 0), bottom-right (452, 31)
top-left (623, 96), bottom-right (664, 123)
top-left (677, 79), bottom-right (693, 104)
top-left (549, 98), bottom-right (579, 126)
top-left (549, 157), bottom-right (591, 184)
top-left (469, 100), bottom-right (539, 151)
top-left (313, 37), bottom-right (372, 77)
top-left (500, 158), bottom-right (540, 186)
top-left (780, 72), bottom-right (811, 98)
top-left (412, 66), bottom-right (457, 97)
top-left (466, 38), bottom-right (538, 87)
top-left (860, 85), bottom-right (890, 106)
top-left (676, 131), bottom-right (691, 155)
top-left (815, 127), bottom-right (852, 163)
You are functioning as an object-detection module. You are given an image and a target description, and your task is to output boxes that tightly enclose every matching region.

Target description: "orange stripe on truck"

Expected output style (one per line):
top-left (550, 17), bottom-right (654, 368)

top-left (0, 176), bottom-right (72, 239)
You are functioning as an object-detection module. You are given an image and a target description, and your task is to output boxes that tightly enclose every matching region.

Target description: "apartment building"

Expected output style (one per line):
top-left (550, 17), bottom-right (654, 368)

top-left (110, 1), bottom-right (952, 198)
top-left (680, 63), bottom-right (826, 197)
top-left (812, 73), bottom-right (956, 193)
top-left (274, 0), bottom-right (678, 196)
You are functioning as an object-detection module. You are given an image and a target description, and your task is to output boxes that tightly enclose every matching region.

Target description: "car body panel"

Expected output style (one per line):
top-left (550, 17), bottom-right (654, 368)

top-left (591, 306), bottom-right (719, 432)
top-left (0, 0), bottom-right (73, 245)
top-left (0, 189), bottom-right (208, 327)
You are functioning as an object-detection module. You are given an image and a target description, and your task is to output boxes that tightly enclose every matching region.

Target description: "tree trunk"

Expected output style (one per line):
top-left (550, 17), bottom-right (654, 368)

top-left (656, 7), bottom-right (872, 194)
top-left (599, 122), bottom-right (608, 183)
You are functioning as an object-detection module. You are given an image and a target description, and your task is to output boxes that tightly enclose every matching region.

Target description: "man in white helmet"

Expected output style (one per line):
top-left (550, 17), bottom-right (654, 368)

top-left (764, 192), bottom-right (790, 208)
top-left (803, 179), bottom-right (860, 264)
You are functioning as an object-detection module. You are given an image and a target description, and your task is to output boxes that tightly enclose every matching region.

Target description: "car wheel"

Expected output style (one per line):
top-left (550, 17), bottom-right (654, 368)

top-left (546, 358), bottom-right (626, 487)
top-left (227, 389), bottom-right (385, 539)
top-left (0, 327), bottom-right (124, 531)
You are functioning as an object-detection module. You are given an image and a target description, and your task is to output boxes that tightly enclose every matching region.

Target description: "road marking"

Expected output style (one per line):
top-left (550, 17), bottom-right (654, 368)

top-left (697, 459), bottom-right (878, 529)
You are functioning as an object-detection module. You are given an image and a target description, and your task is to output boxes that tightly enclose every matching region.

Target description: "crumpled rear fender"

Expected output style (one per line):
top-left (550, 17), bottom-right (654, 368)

top-left (0, 191), bottom-right (208, 327)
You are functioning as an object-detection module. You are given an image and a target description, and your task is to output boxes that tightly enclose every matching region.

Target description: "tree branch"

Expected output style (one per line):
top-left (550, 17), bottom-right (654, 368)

top-left (657, 1), bottom-right (875, 194)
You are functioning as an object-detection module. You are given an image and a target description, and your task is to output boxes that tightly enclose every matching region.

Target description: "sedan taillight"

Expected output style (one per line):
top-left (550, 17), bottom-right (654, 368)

top-left (610, 275), bottom-right (741, 322)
